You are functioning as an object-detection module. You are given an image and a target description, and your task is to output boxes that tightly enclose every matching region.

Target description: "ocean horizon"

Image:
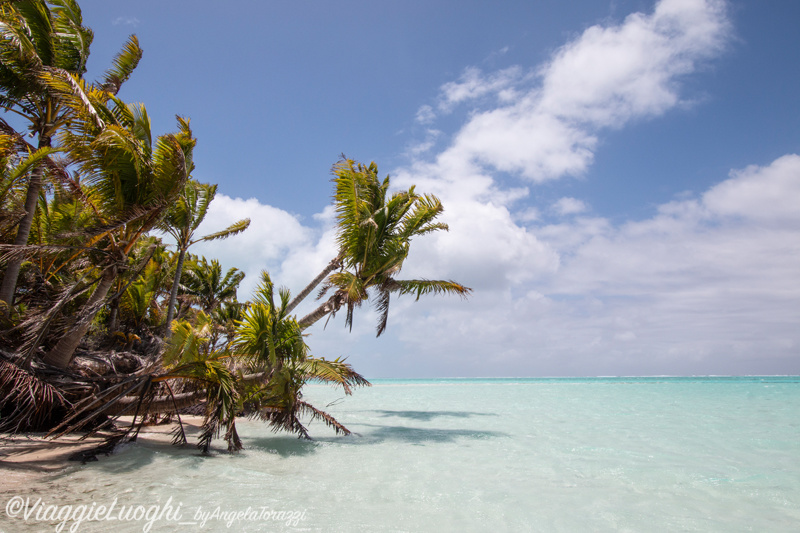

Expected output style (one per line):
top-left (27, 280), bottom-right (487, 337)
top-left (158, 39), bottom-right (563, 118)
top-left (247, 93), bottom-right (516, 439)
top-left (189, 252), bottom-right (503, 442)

top-left (3, 376), bottom-right (799, 532)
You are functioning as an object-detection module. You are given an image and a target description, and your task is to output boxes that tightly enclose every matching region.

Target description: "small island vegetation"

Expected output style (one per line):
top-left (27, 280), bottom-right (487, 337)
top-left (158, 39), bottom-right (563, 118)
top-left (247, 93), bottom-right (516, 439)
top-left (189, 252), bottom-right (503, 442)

top-left (0, 0), bottom-right (470, 453)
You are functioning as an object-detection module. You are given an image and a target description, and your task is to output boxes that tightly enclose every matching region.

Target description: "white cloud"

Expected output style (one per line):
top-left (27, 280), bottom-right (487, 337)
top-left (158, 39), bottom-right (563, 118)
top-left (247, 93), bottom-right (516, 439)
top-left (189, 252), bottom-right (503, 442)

top-left (421, 0), bottom-right (729, 182)
top-left (415, 105), bottom-right (436, 125)
top-left (552, 197), bottom-right (588, 216)
top-left (703, 154), bottom-right (800, 223)
top-left (189, 195), bottom-right (317, 298)
top-left (195, 1), bottom-right (799, 377)
top-left (385, 154), bottom-right (800, 376)
top-left (404, 129), bottom-right (442, 156)
top-left (437, 66), bottom-right (523, 112)
top-left (537, 0), bottom-right (728, 126)
top-left (112, 16), bottom-right (140, 27)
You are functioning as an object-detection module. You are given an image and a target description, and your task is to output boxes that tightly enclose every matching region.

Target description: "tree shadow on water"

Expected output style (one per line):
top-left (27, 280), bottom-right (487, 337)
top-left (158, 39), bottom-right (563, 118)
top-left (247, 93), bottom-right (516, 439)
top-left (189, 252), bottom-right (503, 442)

top-left (321, 423), bottom-right (507, 446)
top-left (370, 409), bottom-right (498, 422)
top-left (244, 435), bottom-right (319, 458)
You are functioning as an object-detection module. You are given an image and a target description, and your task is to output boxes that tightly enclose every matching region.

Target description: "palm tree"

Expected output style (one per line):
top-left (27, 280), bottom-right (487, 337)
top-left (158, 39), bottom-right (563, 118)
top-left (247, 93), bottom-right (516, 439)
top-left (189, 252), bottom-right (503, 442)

top-left (234, 271), bottom-right (369, 438)
top-left (0, 132), bottom-right (60, 244)
top-left (118, 256), bottom-right (162, 332)
top-left (159, 180), bottom-right (249, 328)
top-left (0, 0), bottom-right (141, 305)
top-left (40, 91), bottom-right (195, 369)
top-left (295, 158), bottom-right (471, 335)
top-left (161, 312), bottom-right (242, 451)
top-left (0, 131), bottom-right (60, 319)
top-left (181, 256), bottom-right (244, 315)
top-left (96, 272), bottom-right (367, 449)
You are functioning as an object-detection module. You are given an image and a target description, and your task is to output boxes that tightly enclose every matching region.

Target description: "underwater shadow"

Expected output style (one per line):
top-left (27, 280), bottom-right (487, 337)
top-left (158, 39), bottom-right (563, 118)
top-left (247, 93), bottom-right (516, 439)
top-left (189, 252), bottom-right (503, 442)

top-left (243, 435), bottom-right (319, 458)
top-left (74, 437), bottom-right (219, 476)
top-left (318, 422), bottom-right (507, 446)
top-left (369, 409), bottom-right (498, 422)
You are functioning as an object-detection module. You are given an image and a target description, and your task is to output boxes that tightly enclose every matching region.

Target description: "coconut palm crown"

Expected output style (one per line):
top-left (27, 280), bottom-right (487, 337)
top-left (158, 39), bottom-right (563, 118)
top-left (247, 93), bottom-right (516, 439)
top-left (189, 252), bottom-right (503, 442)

top-left (297, 158), bottom-right (471, 335)
top-left (40, 88), bottom-right (196, 369)
top-left (0, 0), bottom-right (141, 306)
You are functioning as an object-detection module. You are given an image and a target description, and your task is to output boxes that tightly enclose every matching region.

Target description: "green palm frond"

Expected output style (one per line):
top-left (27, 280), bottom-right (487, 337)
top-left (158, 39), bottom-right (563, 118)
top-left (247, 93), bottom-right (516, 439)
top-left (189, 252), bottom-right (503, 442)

top-left (14, 0), bottom-right (55, 67)
top-left (49, 0), bottom-right (93, 73)
top-left (182, 257), bottom-right (244, 312)
top-left (394, 278), bottom-right (472, 301)
top-left (297, 357), bottom-right (370, 395)
top-left (163, 313), bottom-right (214, 366)
top-left (198, 217), bottom-right (250, 242)
top-left (99, 34), bottom-right (141, 94)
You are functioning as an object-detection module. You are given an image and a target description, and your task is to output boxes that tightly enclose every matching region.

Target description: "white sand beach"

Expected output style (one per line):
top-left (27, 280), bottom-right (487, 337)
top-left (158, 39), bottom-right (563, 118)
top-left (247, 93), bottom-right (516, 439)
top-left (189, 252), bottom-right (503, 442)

top-left (0, 415), bottom-right (207, 492)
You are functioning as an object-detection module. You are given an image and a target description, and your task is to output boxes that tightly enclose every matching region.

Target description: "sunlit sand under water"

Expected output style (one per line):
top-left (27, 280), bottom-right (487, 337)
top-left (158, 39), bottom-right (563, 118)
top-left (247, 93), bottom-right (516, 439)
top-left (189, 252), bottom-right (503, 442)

top-left (3, 377), bottom-right (800, 532)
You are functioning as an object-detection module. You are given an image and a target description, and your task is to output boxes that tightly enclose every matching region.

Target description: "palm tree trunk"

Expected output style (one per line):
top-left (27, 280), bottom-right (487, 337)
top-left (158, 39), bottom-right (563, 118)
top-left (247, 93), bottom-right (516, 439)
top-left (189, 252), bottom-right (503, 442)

top-left (104, 390), bottom-right (206, 416)
top-left (43, 265), bottom-right (117, 369)
top-left (284, 255), bottom-right (342, 316)
top-left (165, 247), bottom-right (187, 328)
top-left (297, 293), bottom-right (343, 329)
top-left (0, 136), bottom-right (50, 307)
top-left (108, 296), bottom-right (120, 332)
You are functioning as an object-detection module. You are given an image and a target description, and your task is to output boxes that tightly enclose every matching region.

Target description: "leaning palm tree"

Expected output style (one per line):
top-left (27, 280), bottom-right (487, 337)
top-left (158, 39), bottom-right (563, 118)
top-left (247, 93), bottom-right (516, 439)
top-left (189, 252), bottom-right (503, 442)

top-left (39, 89), bottom-right (195, 369)
top-left (70, 272), bottom-right (367, 450)
top-left (159, 180), bottom-right (249, 328)
top-left (294, 158), bottom-right (471, 335)
top-left (234, 271), bottom-right (369, 438)
top-left (0, 0), bottom-right (141, 305)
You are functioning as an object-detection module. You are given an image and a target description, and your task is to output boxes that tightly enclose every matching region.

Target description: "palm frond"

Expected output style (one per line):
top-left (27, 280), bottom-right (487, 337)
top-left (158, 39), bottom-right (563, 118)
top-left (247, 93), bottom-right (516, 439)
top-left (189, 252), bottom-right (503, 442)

top-left (98, 34), bottom-right (141, 95)
top-left (197, 217), bottom-right (250, 242)
top-left (0, 358), bottom-right (66, 432)
top-left (395, 278), bottom-right (473, 301)
top-left (297, 357), bottom-right (370, 395)
top-left (297, 400), bottom-right (351, 436)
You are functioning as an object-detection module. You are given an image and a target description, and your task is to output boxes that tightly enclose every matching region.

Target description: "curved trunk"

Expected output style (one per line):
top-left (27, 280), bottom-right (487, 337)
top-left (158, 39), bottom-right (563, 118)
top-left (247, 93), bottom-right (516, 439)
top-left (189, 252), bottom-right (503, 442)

top-left (43, 265), bottom-right (117, 369)
top-left (165, 247), bottom-right (187, 328)
top-left (297, 293), bottom-right (343, 330)
top-left (104, 390), bottom-right (207, 416)
top-left (0, 136), bottom-right (51, 307)
top-left (285, 255), bottom-right (341, 317)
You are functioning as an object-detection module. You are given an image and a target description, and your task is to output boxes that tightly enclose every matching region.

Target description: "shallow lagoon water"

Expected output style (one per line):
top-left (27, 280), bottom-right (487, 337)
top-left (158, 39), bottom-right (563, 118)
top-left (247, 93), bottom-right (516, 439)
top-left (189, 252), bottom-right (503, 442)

top-left (3, 377), bottom-right (799, 532)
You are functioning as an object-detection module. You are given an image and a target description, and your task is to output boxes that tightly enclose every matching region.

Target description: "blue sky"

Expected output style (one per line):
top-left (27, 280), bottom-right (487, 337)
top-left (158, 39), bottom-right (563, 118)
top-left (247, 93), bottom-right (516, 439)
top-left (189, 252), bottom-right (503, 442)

top-left (77, 0), bottom-right (799, 377)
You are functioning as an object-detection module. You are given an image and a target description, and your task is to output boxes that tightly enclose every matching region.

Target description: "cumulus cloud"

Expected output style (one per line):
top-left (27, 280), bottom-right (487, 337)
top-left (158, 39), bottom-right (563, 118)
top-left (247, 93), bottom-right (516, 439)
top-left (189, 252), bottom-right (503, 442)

top-left (552, 197), bottom-right (588, 216)
top-left (367, 0), bottom-right (797, 376)
top-left (196, 0), bottom-right (798, 376)
top-left (388, 0), bottom-right (733, 296)
top-left (188, 195), bottom-right (318, 298)
top-left (420, 0), bottom-right (729, 182)
top-left (438, 66), bottom-right (523, 112)
top-left (703, 154), bottom-right (800, 223)
top-left (386, 154), bottom-right (800, 376)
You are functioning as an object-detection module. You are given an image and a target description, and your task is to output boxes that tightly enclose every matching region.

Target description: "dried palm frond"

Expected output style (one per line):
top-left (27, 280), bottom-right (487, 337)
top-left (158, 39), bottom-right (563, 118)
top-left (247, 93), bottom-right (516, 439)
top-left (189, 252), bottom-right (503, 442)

top-left (47, 374), bottom-right (151, 438)
top-left (0, 358), bottom-right (66, 432)
top-left (14, 270), bottom-right (95, 368)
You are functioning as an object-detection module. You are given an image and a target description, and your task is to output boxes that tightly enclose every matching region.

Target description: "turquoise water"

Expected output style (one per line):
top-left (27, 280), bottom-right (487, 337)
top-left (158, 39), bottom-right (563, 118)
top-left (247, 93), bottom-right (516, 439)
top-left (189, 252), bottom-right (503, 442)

top-left (3, 377), bottom-right (799, 532)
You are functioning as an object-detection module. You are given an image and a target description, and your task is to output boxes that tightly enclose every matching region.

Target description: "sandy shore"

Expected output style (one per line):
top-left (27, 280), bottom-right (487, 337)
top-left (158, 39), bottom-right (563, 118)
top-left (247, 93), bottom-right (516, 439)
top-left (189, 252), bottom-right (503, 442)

top-left (0, 415), bottom-right (206, 492)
